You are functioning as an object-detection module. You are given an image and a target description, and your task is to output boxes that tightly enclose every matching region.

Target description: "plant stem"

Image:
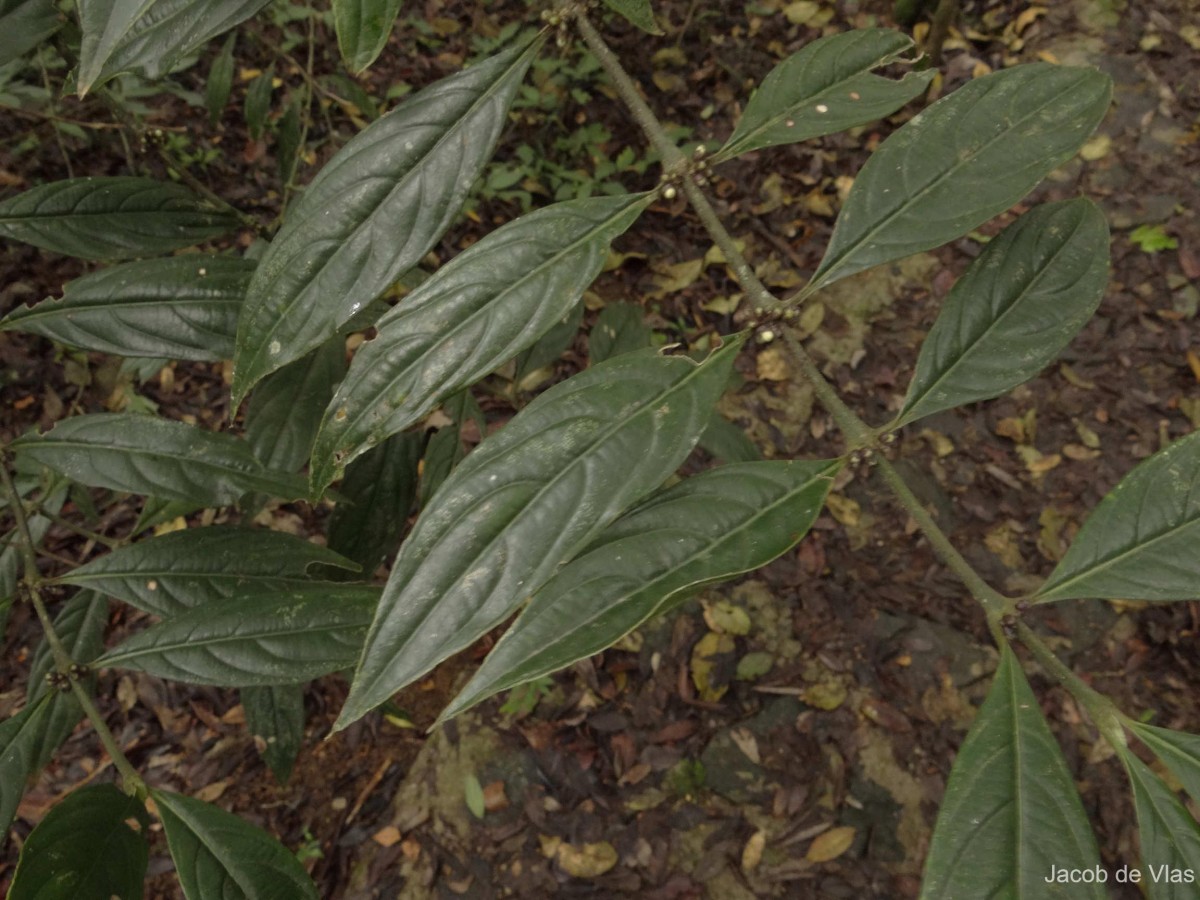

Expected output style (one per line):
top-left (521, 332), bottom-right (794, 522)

top-left (0, 456), bottom-right (146, 796)
top-left (33, 504), bottom-right (119, 549)
top-left (1014, 621), bottom-right (1127, 749)
top-left (575, 12), bottom-right (1015, 622)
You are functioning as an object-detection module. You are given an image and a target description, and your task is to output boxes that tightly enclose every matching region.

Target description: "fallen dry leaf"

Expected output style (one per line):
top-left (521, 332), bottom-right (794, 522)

top-left (373, 825), bottom-right (401, 847)
top-left (806, 825), bottom-right (856, 863)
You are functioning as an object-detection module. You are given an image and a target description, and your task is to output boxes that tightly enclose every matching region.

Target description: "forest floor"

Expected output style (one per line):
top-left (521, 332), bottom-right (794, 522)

top-left (1, 0), bottom-right (1198, 897)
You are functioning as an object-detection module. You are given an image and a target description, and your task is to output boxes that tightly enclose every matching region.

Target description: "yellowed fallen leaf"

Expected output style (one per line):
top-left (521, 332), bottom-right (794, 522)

top-left (373, 825), bottom-right (402, 847)
top-left (825, 493), bottom-right (860, 527)
top-left (554, 840), bottom-right (619, 878)
top-left (801, 678), bottom-right (847, 711)
top-left (1079, 134), bottom-right (1111, 161)
top-left (648, 258), bottom-right (704, 298)
top-left (756, 347), bottom-right (789, 381)
top-left (919, 428), bottom-right (954, 457)
top-left (1014, 5), bottom-right (1048, 32)
top-left (742, 830), bottom-right (767, 872)
top-left (783, 1), bottom-right (820, 25)
top-left (794, 301), bottom-right (825, 339)
top-left (703, 599), bottom-right (752, 636)
top-left (691, 631), bottom-right (736, 701)
top-left (806, 826), bottom-right (855, 862)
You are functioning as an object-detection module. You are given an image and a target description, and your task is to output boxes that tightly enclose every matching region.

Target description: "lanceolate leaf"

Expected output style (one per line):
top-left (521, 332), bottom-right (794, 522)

top-left (897, 198), bottom-right (1109, 426)
top-left (0, 177), bottom-right (238, 260)
top-left (698, 413), bottom-right (761, 463)
top-left (55, 527), bottom-right (358, 616)
top-left (443, 459), bottom-right (838, 719)
top-left (589, 301), bottom-right (653, 364)
top-left (7, 783), bottom-right (149, 900)
top-left (206, 31), bottom-right (237, 125)
top-left (309, 193), bottom-right (651, 491)
top-left (417, 391), bottom-right (483, 509)
top-left (246, 337), bottom-right (346, 473)
top-left (97, 586), bottom-right (379, 687)
top-left (717, 29), bottom-right (933, 161)
top-left (809, 64), bottom-right (1111, 292)
top-left (27, 591), bottom-right (109, 770)
top-left (1036, 431), bottom-right (1200, 602)
top-left (240, 685), bottom-right (304, 783)
top-left (336, 335), bottom-right (746, 729)
top-left (0, 256), bottom-right (253, 361)
top-left (921, 643), bottom-right (1103, 899)
top-left (601, 0), bottom-right (662, 34)
top-left (0, 0), bottom-right (61, 64)
top-left (333, 0), bottom-right (404, 74)
top-left (327, 432), bottom-right (423, 575)
top-left (76, 0), bottom-right (272, 95)
top-left (231, 36), bottom-right (544, 407)
top-left (1120, 750), bottom-right (1200, 897)
top-left (0, 696), bottom-right (51, 837)
top-left (11, 414), bottom-right (310, 506)
top-left (1128, 723), bottom-right (1200, 807)
top-left (154, 790), bottom-right (318, 900)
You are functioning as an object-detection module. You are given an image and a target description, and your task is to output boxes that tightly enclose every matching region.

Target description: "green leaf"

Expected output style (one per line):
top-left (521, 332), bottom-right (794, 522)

top-left (333, 0), bottom-right (403, 74)
top-left (1036, 430), bottom-right (1200, 602)
top-left (1, 483), bottom-right (64, 622)
top-left (246, 337), bottom-right (346, 473)
top-left (132, 495), bottom-right (200, 534)
top-left (920, 642), bottom-right (1103, 899)
top-left (1129, 223), bottom-right (1178, 253)
top-left (897, 198), bottom-right (1109, 426)
top-left (55, 526), bottom-right (358, 616)
top-left (240, 685), bottom-right (304, 783)
top-left (309, 192), bottom-right (650, 493)
top-left (76, 0), bottom-right (272, 95)
top-left (601, 0), bottom-right (662, 34)
top-left (513, 297), bottom-right (584, 383)
top-left (0, 177), bottom-right (239, 260)
top-left (463, 773), bottom-right (485, 819)
top-left (0, 256), bottom-right (253, 361)
top-left (416, 391), bottom-right (484, 510)
top-left (8, 783), bottom-right (149, 900)
top-left (327, 432), bottom-right (422, 575)
top-left (276, 97), bottom-right (302, 186)
top-left (11, 414), bottom-right (311, 506)
top-left (588, 301), bottom-right (653, 364)
top-left (0, 0), bottom-right (61, 64)
top-left (717, 29), bottom-right (933, 161)
top-left (244, 64), bottom-right (274, 141)
top-left (205, 31), bottom-right (237, 126)
top-left (231, 36), bottom-right (543, 406)
top-left (1129, 724), bottom-right (1200, 807)
top-left (153, 789), bottom-right (318, 900)
top-left (97, 586), bottom-right (378, 686)
top-left (698, 412), bottom-right (761, 463)
top-left (443, 459), bottom-right (837, 719)
top-left (336, 334), bottom-right (746, 729)
top-left (809, 63), bottom-right (1112, 292)
top-left (27, 591), bottom-right (109, 770)
top-left (1120, 750), bottom-right (1200, 897)
top-left (0, 696), bottom-right (52, 837)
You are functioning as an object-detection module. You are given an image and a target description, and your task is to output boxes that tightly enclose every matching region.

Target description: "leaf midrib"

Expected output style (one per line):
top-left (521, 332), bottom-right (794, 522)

top-left (816, 69), bottom-right (1091, 288)
top-left (903, 207), bottom-right (1087, 420)
top-left (330, 196), bottom-right (647, 465)
top-left (239, 39), bottom-right (539, 393)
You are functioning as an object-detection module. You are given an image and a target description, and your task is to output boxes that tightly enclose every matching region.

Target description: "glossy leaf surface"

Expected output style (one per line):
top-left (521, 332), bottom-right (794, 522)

top-left (0, 0), bottom-right (60, 63)
top-left (1130, 724), bottom-right (1200, 807)
top-left (8, 783), bottom-right (148, 900)
top-left (1036, 431), bottom-right (1200, 601)
top-left (601, 0), bottom-right (662, 34)
top-left (246, 337), bottom-right (346, 473)
top-left (718, 29), bottom-right (932, 160)
top-left (76, 0), bottom-right (271, 94)
top-left (333, 0), bottom-right (403, 73)
top-left (1121, 750), bottom-right (1200, 898)
top-left (0, 177), bottom-right (238, 260)
top-left (810, 64), bottom-right (1111, 291)
top-left (337, 335), bottom-right (745, 728)
top-left (97, 586), bottom-right (378, 686)
top-left (898, 198), bottom-right (1109, 426)
top-left (154, 789), bottom-right (318, 900)
top-left (232, 37), bottom-right (542, 405)
top-left (205, 31), bottom-right (236, 125)
top-left (56, 526), bottom-right (357, 616)
top-left (444, 459), bottom-right (838, 719)
top-left (240, 685), bottom-right (304, 783)
top-left (921, 643), bottom-right (1103, 899)
top-left (11, 414), bottom-right (310, 505)
top-left (309, 192), bottom-right (650, 492)
top-left (0, 696), bottom-right (51, 836)
top-left (327, 431), bottom-right (423, 575)
top-left (0, 256), bottom-right (252, 361)
top-left (27, 591), bottom-right (109, 770)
